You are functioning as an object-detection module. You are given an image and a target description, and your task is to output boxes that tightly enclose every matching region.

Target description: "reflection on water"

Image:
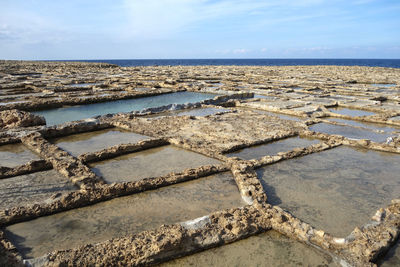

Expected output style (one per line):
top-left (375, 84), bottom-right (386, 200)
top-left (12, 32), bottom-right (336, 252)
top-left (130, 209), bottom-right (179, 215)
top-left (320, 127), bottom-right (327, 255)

top-left (310, 122), bottom-right (390, 142)
top-left (329, 107), bottom-right (375, 117)
top-left (226, 136), bottom-right (319, 160)
top-left (0, 143), bottom-right (40, 168)
top-left (90, 145), bottom-right (221, 183)
top-left (5, 172), bottom-right (243, 258)
top-left (52, 128), bottom-right (149, 157)
top-left (326, 118), bottom-right (399, 134)
top-left (0, 170), bottom-right (76, 210)
top-left (257, 146), bottom-right (400, 237)
top-left (371, 84), bottom-right (396, 88)
top-left (162, 230), bottom-right (338, 267)
top-left (34, 92), bottom-right (217, 125)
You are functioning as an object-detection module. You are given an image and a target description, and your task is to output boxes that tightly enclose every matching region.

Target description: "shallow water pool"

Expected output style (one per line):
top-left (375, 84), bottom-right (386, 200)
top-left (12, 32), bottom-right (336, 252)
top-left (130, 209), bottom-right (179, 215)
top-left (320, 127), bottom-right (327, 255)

top-left (90, 145), bottom-right (221, 183)
top-left (0, 143), bottom-right (40, 168)
top-left (310, 122), bottom-right (390, 142)
top-left (326, 118), bottom-right (399, 134)
top-left (329, 107), bottom-right (376, 117)
top-left (5, 172), bottom-right (243, 258)
top-left (226, 136), bottom-right (319, 160)
top-left (52, 128), bottom-right (149, 157)
top-left (257, 146), bottom-right (400, 237)
top-left (34, 91), bottom-right (217, 125)
top-left (162, 230), bottom-right (338, 267)
top-left (0, 170), bottom-right (76, 210)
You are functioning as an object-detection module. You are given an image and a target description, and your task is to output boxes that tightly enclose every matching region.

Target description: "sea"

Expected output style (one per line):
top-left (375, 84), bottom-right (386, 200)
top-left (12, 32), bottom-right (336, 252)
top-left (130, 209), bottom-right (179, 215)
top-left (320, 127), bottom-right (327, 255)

top-left (73, 59), bottom-right (400, 68)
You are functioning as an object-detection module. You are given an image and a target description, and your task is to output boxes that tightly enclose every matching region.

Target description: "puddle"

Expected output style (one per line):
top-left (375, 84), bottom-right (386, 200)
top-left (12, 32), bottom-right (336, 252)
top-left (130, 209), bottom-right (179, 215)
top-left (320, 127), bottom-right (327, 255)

top-left (33, 92), bottom-right (218, 125)
top-left (0, 170), bottom-right (76, 210)
top-left (162, 230), bottom-right (338, 267)
top-left (0, 143), bottom-right (40, 168)
top-left (256, 146), bottom-right (400, 237)
top-left (0, 100), bottom-right (29, 106)
top-left (390, 116), bottom-right (400, 121)
top-left (226, 136), bottom-right (319, 160)
top-left (253, 94), bottom-right (277, 100)
top-left (65, 83), bottom-right (99, 88)
top-left (78, 94), bottom-right (111, 99)
top-left (379, 240), bottom-right (400, 266)
top-left (329, 107), bottom-right (376, 117)
top-left (5, 172), bottom-right (243, 258)
top-left (134, 87), bottom-right (152, 91)
top-left (90, 145), bottom-right (221, 183)
top-left (310, 123), bottom-right (390, 142)
top-left (52, 128), bottom-right (149, 157)
top-left (326, 118), bottom-right (399, 134)
top-left (371, 84), bottom-right (396, 88)
top-left (376, 88), bottom-right (398, 93)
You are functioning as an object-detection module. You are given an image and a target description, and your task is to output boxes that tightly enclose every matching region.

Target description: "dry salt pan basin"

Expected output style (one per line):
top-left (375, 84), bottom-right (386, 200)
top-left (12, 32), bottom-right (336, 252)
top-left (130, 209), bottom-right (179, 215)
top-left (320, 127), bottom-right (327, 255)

top-left (240, 107), bottom-right (304, 121)
top-left (309, 122), bottom-right (390, 143)
top-left (0, 170), bottom-right (77, 210)
top-left (90, 145), bottom-right (221, 183)
top-left (329, 107), bottom-right (376, 117)
top-left (226, 136), bottom-right (320, 160)
top-left (4, 172), bottom-right (244, 259)
top-left (162, 230), bottom-right (339, 267)
top-left (0, 143), bottom-right (40, 168)
top-left (51, 128), bottom-right (149, 157)
top-left (257, 146), bottom-right (400, 237)
top-left (147, 107), bottom-right (230, 118)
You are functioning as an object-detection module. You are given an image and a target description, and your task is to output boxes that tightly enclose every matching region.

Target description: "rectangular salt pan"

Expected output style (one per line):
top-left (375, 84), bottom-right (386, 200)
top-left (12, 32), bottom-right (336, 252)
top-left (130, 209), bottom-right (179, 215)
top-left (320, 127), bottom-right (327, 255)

top-left (161, 231), bottom-right (338, 266)
top-left (90, 145), bottom-right (221, 183)
top-left (309, 122), bottom-right (390, 143)
top-left (0, 143), bottom-right (40, 168)
top-left (0, 170), bottom-right (76, 210)
top-left (52, 128), bottom-right (149, 157)
top-left (226, 136), bottom-right (319, 160)
top-left (5, 172), bottom-right (243, 258)
top-left (326, 118), bottom-right (399, 134)
top-left (33, 91), bottom-right (218, 125)
top-left (329, 107), bottom-right (375, 117)
top-left (256, 146), bottom-right (400, 237)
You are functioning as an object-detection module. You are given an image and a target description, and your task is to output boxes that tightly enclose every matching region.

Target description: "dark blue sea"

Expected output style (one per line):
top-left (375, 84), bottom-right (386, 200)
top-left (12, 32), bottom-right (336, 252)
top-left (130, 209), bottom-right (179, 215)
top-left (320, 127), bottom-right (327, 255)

top-left (75, 59), bottom-right (400, 68)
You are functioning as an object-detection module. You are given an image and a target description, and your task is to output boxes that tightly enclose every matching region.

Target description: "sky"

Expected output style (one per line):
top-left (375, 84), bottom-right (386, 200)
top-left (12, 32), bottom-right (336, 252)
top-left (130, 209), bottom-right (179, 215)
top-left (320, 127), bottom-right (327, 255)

top-left (0, 0), bottom-right (399, 60)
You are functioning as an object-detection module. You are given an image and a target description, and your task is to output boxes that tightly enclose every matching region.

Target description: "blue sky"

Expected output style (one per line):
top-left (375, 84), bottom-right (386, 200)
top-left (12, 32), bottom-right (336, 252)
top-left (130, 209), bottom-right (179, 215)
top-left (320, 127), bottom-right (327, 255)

top-left (0, 0), bottom-right (399, 59)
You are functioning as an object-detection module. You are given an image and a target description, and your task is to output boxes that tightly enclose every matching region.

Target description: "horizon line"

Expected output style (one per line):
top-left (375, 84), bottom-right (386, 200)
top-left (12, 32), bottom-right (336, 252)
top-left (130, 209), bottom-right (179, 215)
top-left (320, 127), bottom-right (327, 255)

top-left (2, 58), bottom-right (400, 61)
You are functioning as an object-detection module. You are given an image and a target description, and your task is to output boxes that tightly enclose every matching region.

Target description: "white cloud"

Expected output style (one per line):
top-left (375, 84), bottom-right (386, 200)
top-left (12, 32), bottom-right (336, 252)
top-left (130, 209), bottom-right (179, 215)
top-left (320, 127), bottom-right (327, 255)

top-left (123, 0), bottom-right (316, 38)
top-left (233, 48), bottom-right (250, 54)
top-left (120, 0), bottom-right (327, 40)
top-left (0, 7), bottom-right (70, 44)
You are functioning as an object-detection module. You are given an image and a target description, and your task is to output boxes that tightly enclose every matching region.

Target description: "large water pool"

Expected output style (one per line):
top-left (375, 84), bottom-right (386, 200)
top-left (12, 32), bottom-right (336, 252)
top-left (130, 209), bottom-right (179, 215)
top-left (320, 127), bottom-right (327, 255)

top-left (34, 91), bottom-right (217, 125)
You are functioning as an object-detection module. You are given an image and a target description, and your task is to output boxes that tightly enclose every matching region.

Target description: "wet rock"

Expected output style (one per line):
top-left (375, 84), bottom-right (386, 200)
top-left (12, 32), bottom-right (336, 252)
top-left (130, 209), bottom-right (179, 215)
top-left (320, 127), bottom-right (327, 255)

top-left (0, 109), bottom-right (45, 129)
